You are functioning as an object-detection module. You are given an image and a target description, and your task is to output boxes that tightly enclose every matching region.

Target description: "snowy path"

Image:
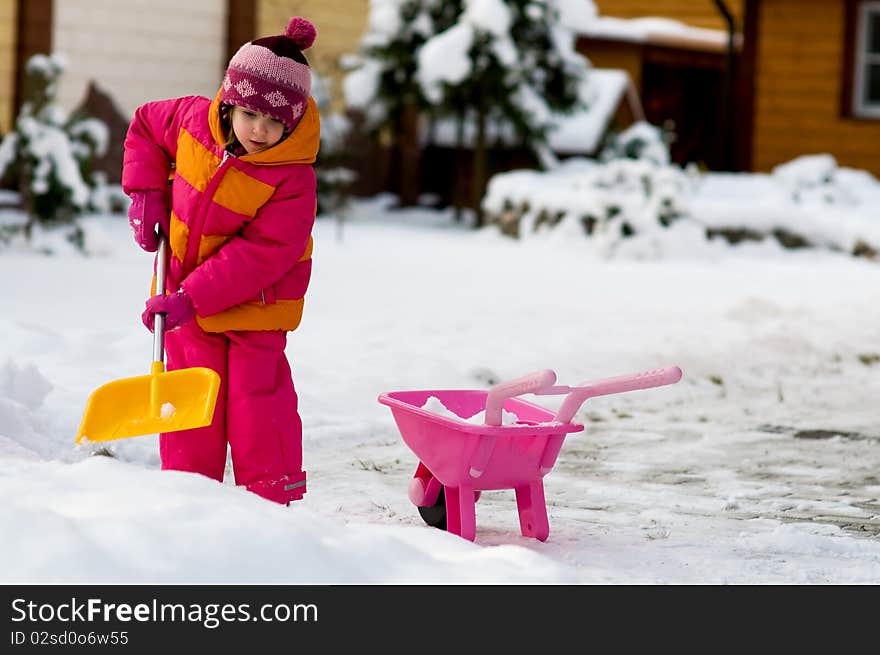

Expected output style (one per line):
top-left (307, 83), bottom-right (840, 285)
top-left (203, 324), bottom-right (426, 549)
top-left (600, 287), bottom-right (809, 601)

top-left (1, 200), bottom-right (879, 583)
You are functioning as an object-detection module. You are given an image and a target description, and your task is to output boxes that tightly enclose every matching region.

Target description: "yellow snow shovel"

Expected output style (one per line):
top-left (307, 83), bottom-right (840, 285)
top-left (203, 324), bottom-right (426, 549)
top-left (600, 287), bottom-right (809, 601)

top-left (75, 234), bottom-right (220, 445)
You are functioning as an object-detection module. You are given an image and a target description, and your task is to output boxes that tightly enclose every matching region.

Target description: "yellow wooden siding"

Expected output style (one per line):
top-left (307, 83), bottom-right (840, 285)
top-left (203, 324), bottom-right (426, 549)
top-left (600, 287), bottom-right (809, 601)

top-left (593, 0), bottom-right (745, 31)
top-left (0, 0), bottom-right (17, 134)
top-left (576, 40), bottom-right (643, 90)
top-left (257, 0), bottom-right (369, 111)
top-left (751, 0), bottom-right (880, 176)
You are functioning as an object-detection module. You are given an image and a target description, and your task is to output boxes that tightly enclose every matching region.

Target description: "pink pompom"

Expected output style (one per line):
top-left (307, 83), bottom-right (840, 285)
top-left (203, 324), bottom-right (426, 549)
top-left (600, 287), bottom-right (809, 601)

top-left (285, 17), bottom-right (316, 50)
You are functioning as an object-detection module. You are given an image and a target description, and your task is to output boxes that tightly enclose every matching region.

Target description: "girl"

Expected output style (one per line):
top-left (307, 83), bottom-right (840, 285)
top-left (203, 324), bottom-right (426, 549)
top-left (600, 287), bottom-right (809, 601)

top-left (122, 17), bottom-right (319, 505)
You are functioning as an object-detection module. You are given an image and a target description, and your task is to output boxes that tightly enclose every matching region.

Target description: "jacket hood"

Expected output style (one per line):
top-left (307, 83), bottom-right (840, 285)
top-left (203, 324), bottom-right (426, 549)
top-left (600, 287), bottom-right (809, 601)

top-left (209, 89), bottom-right (320, 166)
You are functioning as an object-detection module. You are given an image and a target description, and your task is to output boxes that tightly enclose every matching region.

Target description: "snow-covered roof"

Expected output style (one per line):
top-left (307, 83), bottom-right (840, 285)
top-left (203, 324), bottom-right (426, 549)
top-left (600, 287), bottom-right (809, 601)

top-left (547, 68), bottom-right (632, 154)
top-left (577, 16), bottom-right (742, 52)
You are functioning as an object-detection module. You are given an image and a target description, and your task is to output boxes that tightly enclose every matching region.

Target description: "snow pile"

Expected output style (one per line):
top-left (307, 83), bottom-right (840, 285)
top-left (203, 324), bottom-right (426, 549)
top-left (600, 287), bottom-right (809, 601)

top-left (422, 395), bottom-right (519, 425)
top-left (0, 359), bottom-right (55, 461)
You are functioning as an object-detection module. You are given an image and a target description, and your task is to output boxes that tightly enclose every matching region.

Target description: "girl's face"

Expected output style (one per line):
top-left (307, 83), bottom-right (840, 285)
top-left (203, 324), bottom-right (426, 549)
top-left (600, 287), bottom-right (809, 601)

top-left (230, 106), bottom-right (285, 154)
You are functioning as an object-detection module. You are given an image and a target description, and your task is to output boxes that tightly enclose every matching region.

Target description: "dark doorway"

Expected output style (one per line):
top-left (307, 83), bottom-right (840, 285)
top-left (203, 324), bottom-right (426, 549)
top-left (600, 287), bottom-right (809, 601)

top-left (641, 48), bottom-right (731, 170)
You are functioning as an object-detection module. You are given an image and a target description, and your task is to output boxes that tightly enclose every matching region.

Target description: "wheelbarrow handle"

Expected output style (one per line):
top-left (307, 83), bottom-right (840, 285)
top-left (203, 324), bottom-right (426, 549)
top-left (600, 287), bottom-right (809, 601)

top-left (151, 231), bottom-right (168, 367)
top-left (552, 366), bottom-right (682, 424)
top-left (484, 369), bottom-right (557, 426)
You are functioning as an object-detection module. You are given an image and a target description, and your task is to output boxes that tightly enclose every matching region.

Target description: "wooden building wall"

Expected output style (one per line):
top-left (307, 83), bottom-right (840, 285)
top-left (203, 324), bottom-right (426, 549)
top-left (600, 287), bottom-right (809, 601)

top-left (750, 0), bottom-right (880, 175)
top-left (52, 0), bottom-right (226, 118)
top-left (0, 0), bottom-right (16, 134)
top-left (575, 39), bottom-right (644, 90)
top-left (592, 0), bottom-right (745, 31)
top-left (257, 0), bottom-right (368, 112)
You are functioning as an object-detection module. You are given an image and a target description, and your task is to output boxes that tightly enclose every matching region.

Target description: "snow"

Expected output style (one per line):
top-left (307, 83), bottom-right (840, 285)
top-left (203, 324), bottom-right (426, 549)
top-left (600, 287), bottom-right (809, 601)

top-left (579, 16), bottom-right (739, 49)
top-left (68, 118), bottom-right (110, 159)
top-left (464, 0), bottom-right (513, 37)
top-left (549, 69), bottom-right (628, 154)
top-left (1, 176), bottom-right (880, 584)
top-left (417, 24), bottom-right (475, 103)
top-left (360, 0), bottom-right (409, 48)
top-left (0, 0), bottom-right (878, 585)
top-left (556, 0), bottom-right (600, 32)
top-left (422, 396), bottom-right (519, 425)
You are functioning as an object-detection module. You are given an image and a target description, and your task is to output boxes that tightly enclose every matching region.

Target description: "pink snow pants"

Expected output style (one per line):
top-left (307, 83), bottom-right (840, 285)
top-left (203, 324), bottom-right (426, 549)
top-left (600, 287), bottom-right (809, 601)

top-left (160, 320), bottom-right (306, 505)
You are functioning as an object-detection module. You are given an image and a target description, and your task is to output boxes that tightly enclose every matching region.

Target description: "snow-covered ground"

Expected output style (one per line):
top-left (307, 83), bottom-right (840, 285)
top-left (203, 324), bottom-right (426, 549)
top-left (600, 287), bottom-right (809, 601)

top-left (1, 188), bottom-right (879, 584)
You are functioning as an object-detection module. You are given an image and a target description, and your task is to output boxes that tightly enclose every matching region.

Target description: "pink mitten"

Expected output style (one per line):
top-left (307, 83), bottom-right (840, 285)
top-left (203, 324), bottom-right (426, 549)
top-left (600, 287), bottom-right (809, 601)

top-left (141, 290), bottom-right (196, 332)
top-left (128, 190), bottom-right (170, 252)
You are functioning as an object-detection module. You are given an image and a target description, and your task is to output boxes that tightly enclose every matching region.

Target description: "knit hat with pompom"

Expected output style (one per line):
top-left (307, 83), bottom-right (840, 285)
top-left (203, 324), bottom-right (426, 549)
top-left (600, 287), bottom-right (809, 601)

top-left (220, 17), bottom-right (316, 133)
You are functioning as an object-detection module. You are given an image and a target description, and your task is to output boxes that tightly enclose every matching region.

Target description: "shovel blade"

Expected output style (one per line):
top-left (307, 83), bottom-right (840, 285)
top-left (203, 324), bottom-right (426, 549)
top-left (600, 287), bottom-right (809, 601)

top-left (75, 366), bottom-right (220, 444)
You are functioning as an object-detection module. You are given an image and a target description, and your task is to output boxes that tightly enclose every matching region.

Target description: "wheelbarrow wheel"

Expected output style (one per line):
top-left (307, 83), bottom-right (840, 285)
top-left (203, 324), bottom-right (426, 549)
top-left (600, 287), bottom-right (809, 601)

top-left (417, 487), bottom-right (447, 531)
top-left (416, 487), bottom-right (482, 530)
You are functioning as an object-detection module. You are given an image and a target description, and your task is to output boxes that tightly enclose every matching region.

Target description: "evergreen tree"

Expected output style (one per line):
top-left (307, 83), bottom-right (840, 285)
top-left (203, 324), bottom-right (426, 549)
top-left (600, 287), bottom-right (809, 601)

top-left (344, 0), bottom-right (461, 206)
top-left (418, 0), bottom-right (586, 225)
top-left (345, 0), bottom-right (588, 222)
top-left (0, 53), bottom-right (108, 247)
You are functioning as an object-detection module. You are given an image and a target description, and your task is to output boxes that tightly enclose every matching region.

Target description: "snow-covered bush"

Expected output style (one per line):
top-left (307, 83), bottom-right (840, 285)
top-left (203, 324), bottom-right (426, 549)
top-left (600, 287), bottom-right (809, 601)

top-left (599, 120), bottom-right (673, 166)
top-left (484, 118), bottom-right (691, 250)
top-left (483, 154), bottom-right (694, 255)
top-left (483, 151), bottom-right (880, 260)
top-left (0, 54), bottom-right (109, 249)
top-left (695, 154), bottom-right (880, 258)
top-left (772, 154), bottom-right (867, 207)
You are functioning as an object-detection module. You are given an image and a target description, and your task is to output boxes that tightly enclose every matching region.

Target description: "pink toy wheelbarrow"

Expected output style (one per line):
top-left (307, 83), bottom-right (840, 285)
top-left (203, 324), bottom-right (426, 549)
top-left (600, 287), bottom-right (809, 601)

top-left (378, 365), bottom-right (682, 542)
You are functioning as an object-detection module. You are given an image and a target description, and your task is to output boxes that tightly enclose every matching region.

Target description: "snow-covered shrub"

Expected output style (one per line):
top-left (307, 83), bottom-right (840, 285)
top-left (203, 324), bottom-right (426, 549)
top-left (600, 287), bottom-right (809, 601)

top-left (599, 120), bottom-right (673, 166)
top-left (483, 151), bottom-right (880, 260)
top-left (772, 154), bottom-right (869, 207)
top-left (693, 154), bottom-right (880, 258)
top-left (0, 54), bottom-right (109, 249)
top-left (483, 155), bottom-right (693, 255)
top-left (484, 120), bottom-right (690, 252)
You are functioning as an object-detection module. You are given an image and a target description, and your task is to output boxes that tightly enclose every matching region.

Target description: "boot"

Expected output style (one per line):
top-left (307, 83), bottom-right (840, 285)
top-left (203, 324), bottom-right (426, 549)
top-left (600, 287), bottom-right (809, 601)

top-left (244, 471), bottom-right (307, 505)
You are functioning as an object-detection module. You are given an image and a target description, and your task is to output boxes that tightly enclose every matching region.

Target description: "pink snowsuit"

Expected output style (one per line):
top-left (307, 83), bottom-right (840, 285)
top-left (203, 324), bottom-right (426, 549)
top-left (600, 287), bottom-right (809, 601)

top-left (122, 90), bottom-right (319, 504)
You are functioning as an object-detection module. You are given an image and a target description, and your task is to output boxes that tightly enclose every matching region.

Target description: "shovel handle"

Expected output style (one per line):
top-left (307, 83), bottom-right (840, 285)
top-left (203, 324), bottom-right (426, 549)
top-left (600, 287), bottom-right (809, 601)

top-left (152, 232), bottom-right (168, 367)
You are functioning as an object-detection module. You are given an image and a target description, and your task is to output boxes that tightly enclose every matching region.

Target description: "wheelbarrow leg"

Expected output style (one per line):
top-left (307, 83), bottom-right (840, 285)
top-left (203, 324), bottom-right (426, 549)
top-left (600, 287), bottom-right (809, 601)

top-left (445, 485), bottom-right (477, 541)
top-left (515, 481), bottom-right (549, 541)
